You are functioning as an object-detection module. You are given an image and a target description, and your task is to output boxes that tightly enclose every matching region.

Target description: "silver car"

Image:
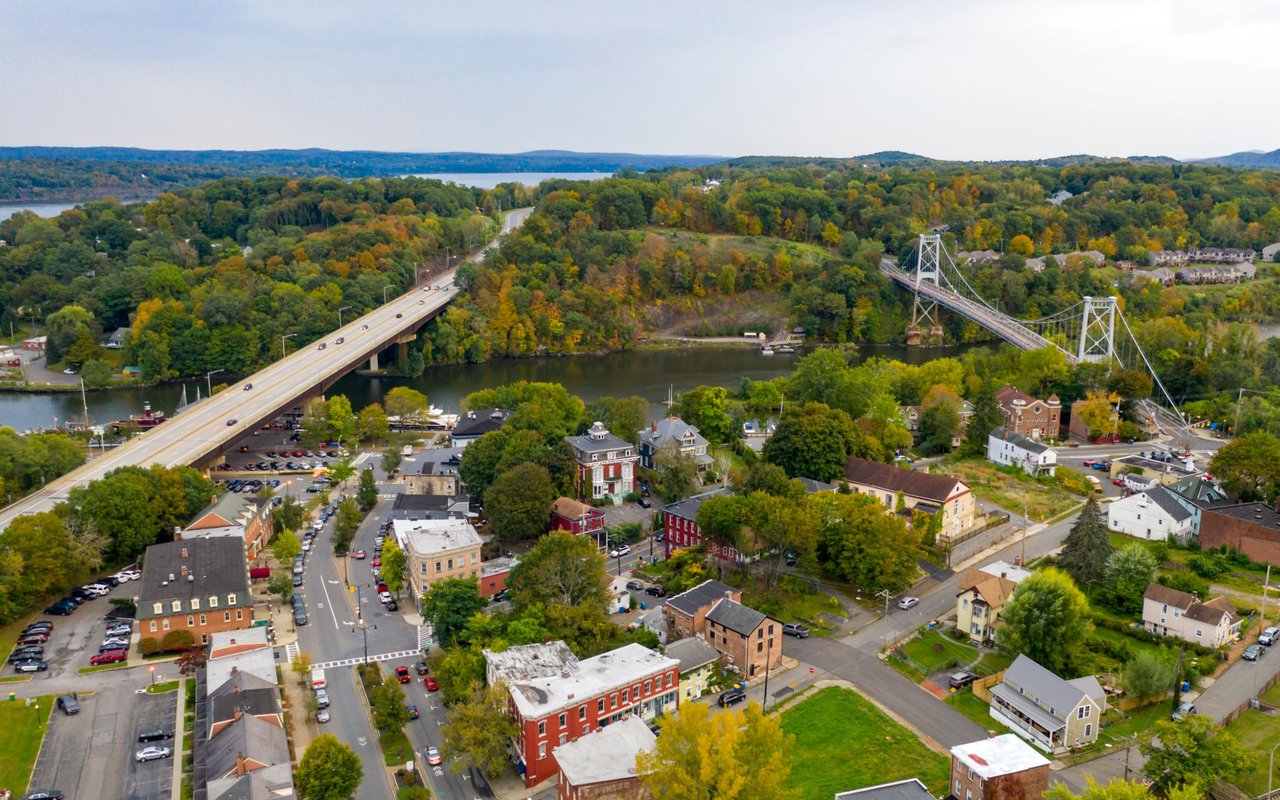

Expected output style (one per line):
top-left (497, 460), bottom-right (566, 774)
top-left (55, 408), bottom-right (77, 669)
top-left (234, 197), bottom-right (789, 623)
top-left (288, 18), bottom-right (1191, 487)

top-left (135, 745), bottom-right (172, 762)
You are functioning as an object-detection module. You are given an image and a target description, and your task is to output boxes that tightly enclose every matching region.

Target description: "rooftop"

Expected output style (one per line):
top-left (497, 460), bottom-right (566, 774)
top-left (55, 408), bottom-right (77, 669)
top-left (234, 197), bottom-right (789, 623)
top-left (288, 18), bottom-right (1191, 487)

top-left (958, 569), bottom-right (1017, 608)
top-left (208, 626), bottom-right (270, 657)
top-left (640, 416), bottom-right (710, 452)
top-left (950, 734), bottom-right (1050, 779)
top-left (663, 636), bottom-right (720, 673)
top-left (565, 421), bottom-right (633, 454)
top-left (1003, 655), bottom-right (1104, 716)
top-left (553, 716), bottom-right (655, 787)
top-left (1204, 501), bottom-right (1280, 531)
top-left (484, 641), bottom-right (578, 684)
top-left (206, 714), bottom-right (290, 779)
top-left (705, 597), bottom-right (769, 636)
top-left (496, 642), bottom-right (677, 719)
top-left (188, 492), bottom-right (269, 530)
top-left (1137, 487), bottom-right (1194, 523)
top-left (665, 578), bottom-right (738, 617)
top-left (834, 778), bottom-right (936, 800)
top-left (842, 457), bottom-right (969, 503)
top-left (453, 407), bottom-right (512, 439)
top-left (979, 560), bottom-right (1032, 585)
top-left (136, 538), bottom-right (251, 619)
top-left (1167, 475), bottom-right (1229, 507)
top-left (207, 650), bottom-right (279, 694)
top-left (480, 556), bottom-right (516, 577)
top-left (209, 671), bottom-right (283, 729)
top-left (551, 496), bottom-right (602, 520)
top-left (393, 517), bottom-right (482, 557)
top-left (207, 765), bottom-right (294, 800)
top-left (989, 426), bottom-right (1053, 455)
top-left (661, 487), bottom-right (731, 523)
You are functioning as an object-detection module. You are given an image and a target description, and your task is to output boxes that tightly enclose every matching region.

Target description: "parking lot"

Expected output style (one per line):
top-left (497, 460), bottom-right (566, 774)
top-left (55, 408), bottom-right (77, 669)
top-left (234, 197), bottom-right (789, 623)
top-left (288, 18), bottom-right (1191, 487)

top-left (29, 687), bottom-right (177, 800)
top-left (9, 587), bottom-right (137, 683)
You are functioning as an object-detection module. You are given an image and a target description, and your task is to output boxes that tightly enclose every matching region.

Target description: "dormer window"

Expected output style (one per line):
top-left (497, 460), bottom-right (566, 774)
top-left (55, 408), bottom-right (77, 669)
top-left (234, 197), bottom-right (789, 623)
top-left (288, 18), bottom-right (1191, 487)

top-left (210, 596), bottom-right (219, 608)
top-left (191, 599), bottom-right (200, 610)
top-left (227, 594), bottom-right (237, 606)
top-left (153, 603), bottom-right (163, 615)
top-left (171, 600), bottom-right (182, 612)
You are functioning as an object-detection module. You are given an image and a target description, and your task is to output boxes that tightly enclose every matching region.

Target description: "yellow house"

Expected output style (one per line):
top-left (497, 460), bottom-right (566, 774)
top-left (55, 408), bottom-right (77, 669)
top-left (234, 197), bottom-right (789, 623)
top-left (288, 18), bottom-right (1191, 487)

top-left (956, 568), bottom-right (1018, 646)
top-left (841, 457), bottom-right (977, 541)
top-left (664, 636), bottom-right (720, 701)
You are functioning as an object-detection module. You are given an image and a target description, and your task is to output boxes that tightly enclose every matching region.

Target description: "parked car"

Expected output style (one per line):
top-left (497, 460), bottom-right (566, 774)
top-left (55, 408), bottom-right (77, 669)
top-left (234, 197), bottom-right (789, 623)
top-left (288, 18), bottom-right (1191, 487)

top-left (426, 746), bottom-right (442, 765)
top-left (1260, 626), bottom-right (1278, 646)
top-left (1243, 644), bottom-right (1264, 661)
top-left (424, 676), bottom-right (439, 692)
top-left (56, 696), bottom-right (80, 715)
top-left (90, 650), bottom-right (127, 665)
top-left (782, 623), bottom-right (810, 638)
top-left (13, 659), bottom-right (48, 673)
top-left (293, 608), bottom-right (308, 626)
top-left (645, 585), bottom-right (666, 597)
top-left (314, 689), bottom-right (329, 708)
top-left (316, 707), bottom-right (330, 723)
top-left (718, 688), bottom-right (746, 707)
top-left (638, 497), bottom-right (651, 508)
top-left (896, 596), bottom-right (919, 610)
top-left (105, 624), bottom-right (131, 638)
top-left (1171, 702), bottom-right (1197, 721)
top-left (406, 704), bottom-right (419, 720)
top-left (19, 790), bottom-right (65, 800)
top-left (379, 591), bottom-right (394, 605)
top-left (609, 545), bottom-right (631, 558)
top-left (395, 665), bottom-right (411, 683)
top-left (137, 727), bottom-right (173, 742)
top-left (626, 580), bottom-right (644, 591)
top-left (414, 661), bottom-right (430, 675)
top-left (9, 648), bottom-right (44, 663)
top-left (135, 746), bottom-right (172, 762)
top-left (948, 670), bottom-right (978, 689)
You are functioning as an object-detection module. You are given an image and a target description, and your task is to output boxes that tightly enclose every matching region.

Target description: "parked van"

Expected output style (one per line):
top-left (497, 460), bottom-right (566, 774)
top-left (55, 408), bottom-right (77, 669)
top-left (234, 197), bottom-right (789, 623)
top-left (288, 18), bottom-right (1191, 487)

top-left (1260, 627), bottom-right (1278, 646)
top-left (311, 668), bottom-right (326, 690)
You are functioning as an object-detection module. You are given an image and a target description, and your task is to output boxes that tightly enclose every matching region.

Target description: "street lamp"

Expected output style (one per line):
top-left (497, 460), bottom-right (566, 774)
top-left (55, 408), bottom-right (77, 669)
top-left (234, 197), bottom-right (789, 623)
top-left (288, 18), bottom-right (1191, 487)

top-left (281, 333), bottom-right (297, 359)
top-left (1267, 740), bottom-right (1280, 800)
top-left (205, 368), bottom-right (224, 398)
top-left (359, 618), bottom-right (368, 665)
top-left (338, 306), bottom-right (352, 328)
top-left (382, 286), bottom-right (393, 303)
top-left (149, 665), bottom-right (155, 686)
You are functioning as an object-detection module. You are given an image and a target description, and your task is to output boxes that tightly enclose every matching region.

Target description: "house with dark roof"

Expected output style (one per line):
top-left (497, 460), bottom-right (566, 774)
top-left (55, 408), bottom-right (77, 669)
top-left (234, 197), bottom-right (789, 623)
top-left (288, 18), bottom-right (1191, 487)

top-left (403, 458), bottom-right (461, 497)
top-left (388, 492), bottom-right (470, 522)
top-left (955, 568), bottom-right (1018, 646)
top-left (660, 488), bottom-right (741, 562)
top-left (549, 496), bottom-right (606, 536)
top-left (451, 408), bottom-right (512, 448)
top-left (995, 385), bottom-right (1061, 440)
top-left (835, 779), bottom-right (936, 800)
top-left (987, 426), bottom-right (1057, 477)
top-left (664, 637), bottom-right (720, 700)
top-left (1200, 500), bottom-right (1280, 568)
top-left (564, 421), bottom-right (637, 504)
top-left (183, 492), bottom-right (273, 561)
top-left (136, 537), bottom-right (253, 646)
top-left (205, 713), bottom-right (291, 782)
top-left (207, 670), bottom-right (284, 739)
top-left (1165, 475), bottom-right (1230, 537)
top-left (704, 597), bottom-right (780, 679)
top-left (206, 768), bottom-right (295, 800)
top-left (841, 457), bottom-right (976, 540)
top-left (1142, 584), bottom-right (1241, 647)
top-left (1107, 486), bottom-right (1194, 542)
top-left (988, 655), bottom-right (1107, 753)
top-left (663, 579), bottom-right (740, 641)
top-left (638, 416), bottom-right (712, 471)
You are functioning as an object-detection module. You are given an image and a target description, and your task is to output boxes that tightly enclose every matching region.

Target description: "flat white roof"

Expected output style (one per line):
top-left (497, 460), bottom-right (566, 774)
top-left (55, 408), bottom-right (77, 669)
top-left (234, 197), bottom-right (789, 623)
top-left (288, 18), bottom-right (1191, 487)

top-left (206, 648), bottom-right (278, 693)
top-left (209, 626), bottom-right (269, 652)
top-left (979, 561), bottom-right (1032, 585)
top-left (554, 716), bottom-right (655, 786)
top-left (503, 642), bottom-right (677, 719)
top-left (392, 517), bottom-right (481, 556)
top-left (950, 734), bottom-right (1050, 779)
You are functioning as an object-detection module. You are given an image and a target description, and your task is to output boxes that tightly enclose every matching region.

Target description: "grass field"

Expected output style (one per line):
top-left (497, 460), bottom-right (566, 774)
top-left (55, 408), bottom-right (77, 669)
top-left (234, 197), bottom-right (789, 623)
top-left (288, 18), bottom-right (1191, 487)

top-left (1226, 681), bottom-right (1280, 796)
top-left (380, 730), bottom-right (413, 766)
top-left (780, 686), bottom-right (949, 800)
top-left (933, 459), bottom-right (1083, 521)
top-left (944, 691), bottom-right (1014, 735)
top-left (0, 693), bottom-right (54, 793)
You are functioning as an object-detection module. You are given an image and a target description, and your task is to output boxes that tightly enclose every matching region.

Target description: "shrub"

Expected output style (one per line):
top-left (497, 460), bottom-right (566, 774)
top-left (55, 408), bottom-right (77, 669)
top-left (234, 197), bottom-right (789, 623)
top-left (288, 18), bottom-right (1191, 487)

top-left (138, 637), bottom-right (161, 656)
top-left (1188, 553), bottom-right (1227, 579)
top-left (1159, 569), bottom-right (1210, 598)
top-left (398, 785), bottom-right (430, 798)
top-left (161, 630), bottom-right (196, 652)
top-left (1149, 541), bottom-right (1170, 563)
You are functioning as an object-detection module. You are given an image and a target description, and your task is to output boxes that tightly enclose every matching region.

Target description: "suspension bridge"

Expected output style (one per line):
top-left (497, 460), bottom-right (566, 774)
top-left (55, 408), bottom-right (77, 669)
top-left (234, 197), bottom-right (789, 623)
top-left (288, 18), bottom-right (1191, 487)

top-left (881, 234), bottom-right (1190, 440)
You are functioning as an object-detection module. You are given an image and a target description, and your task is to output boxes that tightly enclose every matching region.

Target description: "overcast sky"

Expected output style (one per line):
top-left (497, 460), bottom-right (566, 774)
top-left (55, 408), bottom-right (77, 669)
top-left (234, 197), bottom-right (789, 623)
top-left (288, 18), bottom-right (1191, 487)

top-left (1, 0), bottom-right (1274, 161)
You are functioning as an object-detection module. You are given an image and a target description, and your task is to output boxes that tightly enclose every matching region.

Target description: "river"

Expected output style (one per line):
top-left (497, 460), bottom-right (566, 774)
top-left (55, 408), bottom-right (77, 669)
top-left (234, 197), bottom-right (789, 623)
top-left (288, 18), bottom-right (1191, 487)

top-left (0, 202), bottom-right (81, 221)
top-left (0, 343), bottom-right (977, 434)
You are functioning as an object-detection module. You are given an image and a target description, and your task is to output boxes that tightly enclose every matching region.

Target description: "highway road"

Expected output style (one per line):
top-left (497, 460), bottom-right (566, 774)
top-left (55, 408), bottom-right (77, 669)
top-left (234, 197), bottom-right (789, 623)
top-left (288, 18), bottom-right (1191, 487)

top-left (0, 208), bottom-right (532, 533)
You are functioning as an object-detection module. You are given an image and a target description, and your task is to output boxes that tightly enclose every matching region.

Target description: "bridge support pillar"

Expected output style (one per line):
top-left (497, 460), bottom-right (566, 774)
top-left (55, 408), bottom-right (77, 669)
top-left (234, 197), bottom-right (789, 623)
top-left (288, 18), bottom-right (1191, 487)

top-left (368, 352), bottom-right (379, 371)
top-left (908, 234), bottom-right (943, 347)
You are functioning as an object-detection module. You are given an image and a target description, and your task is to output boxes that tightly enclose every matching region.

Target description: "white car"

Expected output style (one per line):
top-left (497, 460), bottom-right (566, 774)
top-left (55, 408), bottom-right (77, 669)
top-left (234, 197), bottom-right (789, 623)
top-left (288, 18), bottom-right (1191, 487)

top-left (316, 707), bottom-right (330, 723)
top-left (301, 540), bottom-right (311, 552)
top-left (896, 596), bottom-right (920, 610)
top-left (114, 569), bottom-right (141, 582)
top-left (81, 584), bottom-right (110, 597)
top-left (378, 591), bottom-right (394, 605)
top-left (609, 545), bottom-right (631, 558)
top-left (135, 745), bottom-right (172, 762)
top-left (314, 689), bottom-right (330, 708)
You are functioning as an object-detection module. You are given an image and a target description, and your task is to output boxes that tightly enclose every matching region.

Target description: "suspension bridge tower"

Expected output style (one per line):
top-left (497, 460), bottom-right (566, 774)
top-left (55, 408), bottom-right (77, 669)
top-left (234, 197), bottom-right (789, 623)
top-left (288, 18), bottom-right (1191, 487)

top-left (906, 234), bottom-right (946, 346)
top-left (1077, 296), bottom-right (1117, 363)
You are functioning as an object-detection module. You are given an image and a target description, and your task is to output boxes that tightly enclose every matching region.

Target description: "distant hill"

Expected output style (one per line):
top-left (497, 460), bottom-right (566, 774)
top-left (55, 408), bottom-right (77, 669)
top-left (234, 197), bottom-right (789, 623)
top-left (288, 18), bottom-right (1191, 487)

top-left (1195, 149), bottom-right (1280, 168)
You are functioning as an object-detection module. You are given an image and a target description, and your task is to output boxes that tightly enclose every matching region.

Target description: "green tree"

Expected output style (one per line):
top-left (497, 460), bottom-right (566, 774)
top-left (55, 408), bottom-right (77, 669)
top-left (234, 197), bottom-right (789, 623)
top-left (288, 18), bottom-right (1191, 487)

top-left (811, 491), bottom-right (919, 591)
top-left (356, 403), bottom-right (389, 445)
top-left (1123, 651), bottom-right (1175, 704)
top-left (384, 387), bottom-right (430, 423)
top-left (1057, 496), bottom-right (1112, 587)
top-left (380, 449), bottom-right (402, 475)
top-left (331, 498), bottom-right (361, 556)
top-left (66, 328), bottom-right (105, 368)
top-left (431, 645), bottom-right (486, 705)
top-left (999, 567), bottom-right (1092, 675)
top-left (271, 530), bottom-right (301, 563)
top-left (295, 735), bottom-right (363, 800)
top-left (267, 571), bottom-right (294, 602)
top-left (421, 578), bottom-right (486, 648)
top-left (484, 462), bottom-right (555, 542)
top-left (962, 382), bottom-right (1002, 455)
top-left (458, 428), bottom-right (511, 499)
top-left (1104, 543), bottom-right (1159, 614)
top-left (764, 402), bottom-right (871, 482)
top-left (507, 531), bottom-right (608, 610)
top-left (586, 395), bottom-right (649, 445)
top-left (637, 700), bottom-right (798, 800)
top-left (1209, 431), bottom-right (1280, 501)
top-left (68, 468), bottom-right (162, 561)
top-left (1141, 714), bottom-right (1255, 794)
top-left (356, 467), bottom-right (378, 509)
top-left (1046, 778), bottom-right (1202, 800)
top-left (80, 358), bottom-right (113, 388)
top-left (274, 494), bottom-right (304, 535)
top-left (672, 386), bottom-right (734, 445)
top-left (918, 401), bottom-right (961, 455)
top-left (380, 539), bottom-right (407, 596)
top-left (371, 679), bottom-right (408, 732)
top-left (655, 449), bottom-right (699, 503)
top-left (440, 683), bottom-right (518, 780)
top-left (327, 395), bottom-right (358, 448)
top-left (44, 303), bottom-right (96, 364)
top-left (733, 462), bottom-right (796, 498)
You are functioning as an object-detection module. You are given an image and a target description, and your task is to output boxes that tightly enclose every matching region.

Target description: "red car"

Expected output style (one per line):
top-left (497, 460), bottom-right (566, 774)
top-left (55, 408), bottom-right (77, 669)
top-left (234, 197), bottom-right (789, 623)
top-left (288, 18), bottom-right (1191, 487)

top-left (91, 649), bottom-right (127, 665)
top-left (352, 550), bottom-right (366, 560)
top-left (371, 557), bottom-right (381, 568)
top-left (1112, 479), bottom-right (1125, 486)
top-left (293, 450), bottom-right (305, 458)
top-left (376, 582), bottom-right (389, 594)
top-left (424, 676), bottom-right (439, 692)
top-left (395, 665), bottom-right (411, 684)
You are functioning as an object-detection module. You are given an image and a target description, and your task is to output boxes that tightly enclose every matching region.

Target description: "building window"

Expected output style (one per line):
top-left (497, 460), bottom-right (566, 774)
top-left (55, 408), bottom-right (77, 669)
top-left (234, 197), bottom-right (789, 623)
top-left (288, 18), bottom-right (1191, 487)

top-left (538, 742), bottom-right (546, 759)
top-left (187, 615), bottom-right (194, 627)
top-left (447, 558), bottom-right (453, 570)
top-left (579, 705), bottom-right (586, 721)
top-left (191, 598), bottom-right (200, 610)
top-left (757, 642), bottom-right (763, 653)
top-left (210, 596), bottom-right (219, 608)
top-left (538, 720), bottom-right (546, 736)
top-left (598, 698), bottom-right (605, 714)
top-left (162, 619), bottom-right (170, 630)
top-left (559, 713), bottom-right (566, 728)
top-left (224, 611), bottom-right (230, 622)
top-left (436, 561), bottom-right (442, 573)
top-left (1085, 723), bottom-right (1093, 737)
top-left (236, 610), bottom-right (243, 620)
top-left (153, 603), bottom-right (162, 615)
top-left (644, 680), bottom-right (651, 695)
top-left (150, 621), bottom-right (157, 632)
top-left (666, 674), bottom-right (672, 688)
top-left (611, 693), bottom-right (617, 709)
top-left (559, 733), bottom-right (567, 746)
top-left (227, 594), bottom-right (236, 606)
top-left (1078, 705), bottom-right (1091, 719)
top-left (171, 600), bottom-right (182, 613)
top-left (632, 686), bottom-right (639, 702)
top-left (201, 634), bottom-right (208, 644)
top-left (200, 614), bottom-right (207, 625)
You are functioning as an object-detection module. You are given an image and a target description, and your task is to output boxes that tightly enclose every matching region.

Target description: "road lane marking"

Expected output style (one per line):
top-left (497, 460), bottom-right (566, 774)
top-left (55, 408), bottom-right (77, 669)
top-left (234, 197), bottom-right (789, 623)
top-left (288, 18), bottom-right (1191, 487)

top-left (318, 579), bottom-right (342, 631)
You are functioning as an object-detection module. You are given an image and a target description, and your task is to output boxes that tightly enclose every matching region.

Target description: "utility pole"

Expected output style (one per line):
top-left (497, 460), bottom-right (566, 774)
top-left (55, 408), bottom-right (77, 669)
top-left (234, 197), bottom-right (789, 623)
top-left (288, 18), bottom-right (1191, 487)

top-left (1021, 504), bottom-right (1028, 566)
top-left (761, 635), bottom-right (773, 713)
top-left (876, 589), bottom-right (892, 652)
top-left (1263, 564), bottom-right (1273, 627)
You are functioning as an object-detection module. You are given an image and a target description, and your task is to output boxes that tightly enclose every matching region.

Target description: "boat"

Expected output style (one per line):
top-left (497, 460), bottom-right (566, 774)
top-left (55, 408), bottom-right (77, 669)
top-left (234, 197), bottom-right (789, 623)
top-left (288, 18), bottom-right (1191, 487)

top-left (760, 347), bottom-right (775, 356)
top-left (111, 401), bottom-right (166, 430)
top-left (777, 346), bottom-right (795, 354)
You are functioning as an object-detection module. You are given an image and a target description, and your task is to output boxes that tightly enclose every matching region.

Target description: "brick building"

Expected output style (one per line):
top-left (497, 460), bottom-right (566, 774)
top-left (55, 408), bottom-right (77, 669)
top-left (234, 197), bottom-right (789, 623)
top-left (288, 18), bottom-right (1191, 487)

top-left (392, 517), bottom-right (483, 602)
top-left (549, 497), bottom-right (606, 536)
top-left (484, 641), bottom-right (678, 787)
top-left (704, 598), bottom-right (781, 679)
top-left (136, 537), bottom-right (254, 646)
top-left (182, 492), bottom-right (274, 561)
top-left (661, 489), bottom-right (738, 562)
top-left (478, 556), bottom-right (516, 598)
top-left (664, 580), bottom-right (740, 641)
top-left (995, 385), bottom-right (1061, 440)
top-left (949, 734), bottom-right (1050, 800)
top-left (565, 421), bottom-right (637, 504)
top-left (553, 717), bottom-right (655, 800)
top-left (1200, 500), bottom-right (1280, 567)
top-left (402, 459), bottom-right (461, 496)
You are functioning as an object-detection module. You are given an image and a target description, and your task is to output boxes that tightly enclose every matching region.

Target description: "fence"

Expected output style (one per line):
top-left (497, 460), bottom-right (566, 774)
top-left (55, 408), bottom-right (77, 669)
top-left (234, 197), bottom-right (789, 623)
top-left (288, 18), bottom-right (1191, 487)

top-left (946, 514), bottom-right (1018, 566)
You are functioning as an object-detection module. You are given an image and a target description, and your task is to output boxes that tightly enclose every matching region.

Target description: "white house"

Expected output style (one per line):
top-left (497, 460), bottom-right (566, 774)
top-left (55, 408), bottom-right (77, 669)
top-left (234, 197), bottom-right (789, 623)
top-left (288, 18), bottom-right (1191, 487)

top-left (987, 426), bottom-right (1057, 477)
top-left (1108, 486), bottom-right (1194, 542)
top-left (1142, 584), bottom-right (1241, 648)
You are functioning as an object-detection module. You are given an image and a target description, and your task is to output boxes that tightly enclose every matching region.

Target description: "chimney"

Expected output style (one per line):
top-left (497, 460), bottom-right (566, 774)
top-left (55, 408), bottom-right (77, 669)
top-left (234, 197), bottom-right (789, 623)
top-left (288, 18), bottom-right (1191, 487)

top-left (230, 666), bottom-right (239, 676)
top-left (651, 421), bottom-right (657, 433)
top-left (211, 494), bottom-right (217, 507)
top-left (235, 752), bottom-right (247, 777)
top-left (181, 547), bottom-right (188, 559)
top-left (180, 566), bottom-right (189, 578)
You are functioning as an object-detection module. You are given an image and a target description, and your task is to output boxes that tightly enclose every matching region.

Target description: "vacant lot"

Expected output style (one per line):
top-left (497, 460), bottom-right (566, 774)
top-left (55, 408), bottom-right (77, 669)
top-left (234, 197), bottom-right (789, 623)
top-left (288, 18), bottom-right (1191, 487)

top-left (1226, 681), bottom-right (1280, 796)
top-left (0, 693), bottom-right (54, 793)
top-left (780, 686), bottom-right (949, 800)
top-left (934, 459), bottom-right (1083, 520)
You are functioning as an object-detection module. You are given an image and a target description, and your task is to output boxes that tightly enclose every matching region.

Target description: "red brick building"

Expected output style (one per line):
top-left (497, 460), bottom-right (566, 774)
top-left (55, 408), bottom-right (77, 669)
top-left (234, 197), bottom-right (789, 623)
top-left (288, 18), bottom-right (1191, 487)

top-left (136, 538), bottom-right (254, 646)
top-left (478, 556), bottom-right (515, 598)
top-left (661, 489), bottom-right (738, 562)
top-left (565, 422), bottom-right (637, 504)
top-left (554, 717), bottom-right (655, 800)
top-left (1200, 500), bottom-right (1280, 567)
top-left (663, 580), bottom-right (741, 641)
top-left (704, 598), bottom-right (781, 679)
top-left (996, 385), bottom-right (1061, 440)
top-left (549, 497), bottom-right (606, 536)
top-left (949, 734), bottom-right (1050, 800)
top-left (182, 493), bottom-right (274, 562)
top-left (484, 641), bottom-right (678, 788)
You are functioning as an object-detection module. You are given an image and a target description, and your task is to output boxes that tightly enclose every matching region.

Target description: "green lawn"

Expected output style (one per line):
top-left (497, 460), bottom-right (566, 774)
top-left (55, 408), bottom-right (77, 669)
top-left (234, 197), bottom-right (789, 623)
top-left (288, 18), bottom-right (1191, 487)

top-left (944, 691), bottom-right (1014, 735)
top-left (933, 459), bottom-right (1082, 521)
top-left (78, 662), bottom-right (131, 674)
top-left (146, 680), bottom-right (180, 694)
top-left (1225, 681), bottom-right (1280, 796)
top-left (900, 630), bottom-right (980, 673)
top-left (0, 694), bottom-right (55, 793)
top-left (780, 686), bottom-right (950, 800)
top-left (380, 730), bottom-right (414, 766)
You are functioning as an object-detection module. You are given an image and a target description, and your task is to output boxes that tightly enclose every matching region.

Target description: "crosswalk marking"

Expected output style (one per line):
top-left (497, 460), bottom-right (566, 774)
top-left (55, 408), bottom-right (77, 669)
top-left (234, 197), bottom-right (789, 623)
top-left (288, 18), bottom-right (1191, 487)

top-left (312, 649), bottom-right (421, 670)
top-left (285, 642), bottom-right (300, 664)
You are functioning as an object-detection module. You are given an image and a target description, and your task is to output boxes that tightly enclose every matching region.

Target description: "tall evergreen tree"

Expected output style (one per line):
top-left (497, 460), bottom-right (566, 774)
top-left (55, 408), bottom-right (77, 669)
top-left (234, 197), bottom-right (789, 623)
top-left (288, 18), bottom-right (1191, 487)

top-left (1057, 495), bottom-right (1112, 587)
top-left (962, 382), bottom-right (1002, 455)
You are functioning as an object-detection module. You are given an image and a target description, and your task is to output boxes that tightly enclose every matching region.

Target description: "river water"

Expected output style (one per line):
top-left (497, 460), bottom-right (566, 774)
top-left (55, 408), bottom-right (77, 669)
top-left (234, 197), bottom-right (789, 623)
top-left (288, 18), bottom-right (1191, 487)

top-left (0, 343), bottom-right (975, 433)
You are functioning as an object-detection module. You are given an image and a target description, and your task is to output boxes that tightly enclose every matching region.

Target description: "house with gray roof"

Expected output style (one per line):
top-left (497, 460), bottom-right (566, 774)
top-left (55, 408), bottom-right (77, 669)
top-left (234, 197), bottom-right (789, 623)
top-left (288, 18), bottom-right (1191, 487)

top-left (835, 779), bottom-right (936, 800)
top-left (207, 766), bottom-right (295, 800)
top-left (638, 416), bottom-right (712, 471)
top-left (205, 713), bottom-right (291, 781)
top-left (704, 597), bottom-right (781, 679)
top-left (136, 537), bottom-right (253, 646)
top-left (988, 655), bottom-right (1107, 753)
top-left (208, 670), bottom-right (284, 740)
top-left (565, 421), bottom-right (637, 504)
top-left (987, 426), bottom-right (1057, 477)
top-left (664, 637), bottom-right (720, 700)
top-left (553, 717), bottom-right (655, 800)
top-left (451, 408), bottom-right (512, 448)
top-left (1165, 475), bottom-right (1231, 536)
top-left (1107, 485), bottom-right (1194, 542)
top-left (1142, 583), bottom-right (1241, 648)
top-left (663, 579), bottom-right (740, 641)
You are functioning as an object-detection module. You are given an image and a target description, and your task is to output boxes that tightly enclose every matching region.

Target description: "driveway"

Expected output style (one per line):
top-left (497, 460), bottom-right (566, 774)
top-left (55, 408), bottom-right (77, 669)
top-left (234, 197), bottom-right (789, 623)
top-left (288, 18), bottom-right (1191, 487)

top-left (29, 686), bottom-right (177, 800)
